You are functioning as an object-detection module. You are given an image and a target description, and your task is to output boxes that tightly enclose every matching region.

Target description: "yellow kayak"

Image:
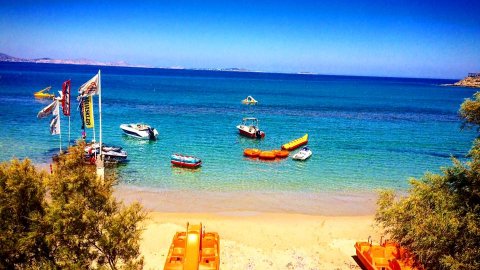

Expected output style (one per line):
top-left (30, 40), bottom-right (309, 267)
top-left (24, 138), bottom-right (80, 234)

top-left (281, 134), bottom-right (308, 151)
top-left (34, 86), bottom-right (55, 99)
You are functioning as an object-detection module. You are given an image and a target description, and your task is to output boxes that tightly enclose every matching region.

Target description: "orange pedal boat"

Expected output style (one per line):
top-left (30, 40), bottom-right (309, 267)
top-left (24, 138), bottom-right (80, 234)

top-left (164, 223), bottom-right (220, 270)
top-left (273, 149), bottom-right (289, 158)
top-left (244, 148), bottom-right (261, 158)
top-left (354, 238), bottom-right (422, 270)
top-left (259, 151), bottom-right (276, 160)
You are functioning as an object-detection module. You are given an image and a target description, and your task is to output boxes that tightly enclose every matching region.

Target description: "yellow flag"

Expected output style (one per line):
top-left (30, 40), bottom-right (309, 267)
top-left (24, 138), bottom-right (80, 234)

top-left (83, 96), bottom-right (95, 128)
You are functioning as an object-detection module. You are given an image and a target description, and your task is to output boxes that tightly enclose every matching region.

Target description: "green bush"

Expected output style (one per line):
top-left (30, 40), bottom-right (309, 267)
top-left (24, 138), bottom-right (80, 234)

top-left (375, 93), bottom-right (480, 270)
top-left (0, 142), bottom-right (146, 269)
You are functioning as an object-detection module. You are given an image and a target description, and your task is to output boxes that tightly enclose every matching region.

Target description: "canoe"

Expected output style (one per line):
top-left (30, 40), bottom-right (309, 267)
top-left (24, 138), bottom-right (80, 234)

top-left (164, 223), bottom-right (220, 270)
top-left (244, 148), bottom-right (261, 158)
top-left (259, 151), bottom-right (276, 160)
top-left (354, 240), bottom-right (421, 270)
top-left (281, 134), bottom-right (308, 151)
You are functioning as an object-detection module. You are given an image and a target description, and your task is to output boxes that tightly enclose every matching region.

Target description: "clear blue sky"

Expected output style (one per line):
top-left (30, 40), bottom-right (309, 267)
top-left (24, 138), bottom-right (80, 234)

top-left (1, 0), bottom-right (479, 78)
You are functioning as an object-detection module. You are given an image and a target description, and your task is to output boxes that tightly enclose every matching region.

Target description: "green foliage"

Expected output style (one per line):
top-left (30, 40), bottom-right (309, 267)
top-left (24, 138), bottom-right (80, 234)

top-left (0, 142), bottom-right (146, 269)
top-left (376, 92), bottom-right (480, 270)
top-left (460, 92), bottom-right (480, 129)
top-left (0, 159), bottom-right (49, 269)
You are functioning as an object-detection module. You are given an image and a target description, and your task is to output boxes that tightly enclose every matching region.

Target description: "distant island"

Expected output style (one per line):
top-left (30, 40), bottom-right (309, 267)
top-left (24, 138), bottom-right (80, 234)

top-left (0, 53), bottom-right (254, 73)
top-left (0, 52), bottom-right (150, 68)
top-left (450, 73), bottom-right (480, 88)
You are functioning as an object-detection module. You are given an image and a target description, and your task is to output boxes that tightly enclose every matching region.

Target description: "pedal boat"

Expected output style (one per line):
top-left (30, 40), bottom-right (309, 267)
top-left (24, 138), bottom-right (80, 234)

top-left (34, 86), bottom-right (55, 99)
top-left (171, 154), bottom-right (202, 168)
top-left (354, 238), bottom-right (421, 270)
top-left (120, 123), bottom-right (159, 140)
top-left (244, 148), bottom-right (261, 158)
top-left (164, 223), bottom-right (220, 270)
top-left (236, 117), bottom-right (265, 139)
top-left (273, 149), bottom-right (289, 158)
top-left (281, 134), bottom-right (308, 151)
top-left (241, 95), bottom-right (258, 105)
top-left (259, 151), bottom-right (276, 160)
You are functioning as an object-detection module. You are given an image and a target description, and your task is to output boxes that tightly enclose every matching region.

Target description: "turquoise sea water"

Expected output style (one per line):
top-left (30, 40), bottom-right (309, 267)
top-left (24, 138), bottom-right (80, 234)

top-left (0, 62), bottom-right (476, 193)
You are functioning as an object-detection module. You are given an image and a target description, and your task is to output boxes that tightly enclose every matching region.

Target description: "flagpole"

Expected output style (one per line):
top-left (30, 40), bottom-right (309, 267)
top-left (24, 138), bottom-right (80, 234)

top-left (59, 105), bottom-right (62, 153)
top-left (68, 116), bottom-right (71, 147)
top-left (98, 70), bottom-right (102, 158)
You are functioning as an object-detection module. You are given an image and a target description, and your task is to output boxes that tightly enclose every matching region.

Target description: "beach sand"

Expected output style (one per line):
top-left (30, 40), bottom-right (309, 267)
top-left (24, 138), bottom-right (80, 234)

top-left (140, 212), bottom-right (380, 270)
top-left (115, 185), bottom-right (380, 269)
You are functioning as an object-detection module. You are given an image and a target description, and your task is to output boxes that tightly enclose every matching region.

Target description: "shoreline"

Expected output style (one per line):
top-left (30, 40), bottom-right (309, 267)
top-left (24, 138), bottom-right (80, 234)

top-left (141, 212), bottom-right (379, 269)
top-left (114, 185), bottom-right (378, 216)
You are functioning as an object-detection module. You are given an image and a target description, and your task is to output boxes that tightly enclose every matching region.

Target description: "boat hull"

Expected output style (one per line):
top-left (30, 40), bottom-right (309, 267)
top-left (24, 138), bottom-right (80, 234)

top-left (120, 124), bottom-right (158, 140)
top-left (171, 160), bottom-right (202, 168)
top-left (237, 125), bottom-right (265, 139)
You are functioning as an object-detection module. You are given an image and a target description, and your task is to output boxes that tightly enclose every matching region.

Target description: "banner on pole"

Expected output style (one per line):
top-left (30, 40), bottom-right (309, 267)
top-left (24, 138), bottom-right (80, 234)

top-left (83, 95), bottom-right (95, 129)
top-left (37, 100), bottom-right (57, 119)
top-left (50, 101), bottom-right (61, 135)
top-left (78, 73), bottom-right (99, 98)
top-left (62, 79), bottom-right (71, 116)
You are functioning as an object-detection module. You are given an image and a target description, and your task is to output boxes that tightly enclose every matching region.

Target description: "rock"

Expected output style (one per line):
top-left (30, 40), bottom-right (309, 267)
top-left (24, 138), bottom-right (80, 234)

top-left (453, 73), bottom-right (480, 88)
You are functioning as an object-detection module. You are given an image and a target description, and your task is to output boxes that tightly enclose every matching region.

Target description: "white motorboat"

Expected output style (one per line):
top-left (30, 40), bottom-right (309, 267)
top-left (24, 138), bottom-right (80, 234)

top-left (236, 117), bottom-right (265, 139)
top-left (292, 146), bottom-right (312, 161)
top-left (120, 123), bottom-right (159, 140)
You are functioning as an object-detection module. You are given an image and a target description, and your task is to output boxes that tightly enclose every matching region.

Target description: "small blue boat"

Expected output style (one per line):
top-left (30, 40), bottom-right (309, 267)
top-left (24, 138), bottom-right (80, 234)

top-left (171, 154), bottom-right (202, 168)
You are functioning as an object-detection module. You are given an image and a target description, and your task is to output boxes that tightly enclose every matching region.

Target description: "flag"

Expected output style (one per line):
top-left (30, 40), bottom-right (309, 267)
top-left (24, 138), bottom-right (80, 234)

top-left (78, 73), bottom-right (99, 98)
top-left (37, 100), bottom-right (57, 119)
top-left (49, 101), bottom-right (60, 135)
top-left (83, 95), bottom-right (95, 128)
top-left (62, 79), bottom-right (71, 116)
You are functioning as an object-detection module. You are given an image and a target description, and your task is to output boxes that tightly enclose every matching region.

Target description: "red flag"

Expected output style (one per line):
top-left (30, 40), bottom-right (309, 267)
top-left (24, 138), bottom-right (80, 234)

top-left (62, 79), bottom-right (71, 116)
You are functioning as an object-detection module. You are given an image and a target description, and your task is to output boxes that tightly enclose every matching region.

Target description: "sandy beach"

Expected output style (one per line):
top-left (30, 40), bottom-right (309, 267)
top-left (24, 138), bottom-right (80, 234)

top-left (140, 212), bottom-right (380, 270)
top-left (115, 186), bottom-right (381, 269)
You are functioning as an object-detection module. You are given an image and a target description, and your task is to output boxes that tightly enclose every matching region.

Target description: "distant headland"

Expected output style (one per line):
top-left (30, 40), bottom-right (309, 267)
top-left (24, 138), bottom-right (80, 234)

top-left (448, 73), bottom-right (480, 88)
top-left (0, 52), bottom-right (150, 68)
top-left (0, 53), bottom-right (254, 73)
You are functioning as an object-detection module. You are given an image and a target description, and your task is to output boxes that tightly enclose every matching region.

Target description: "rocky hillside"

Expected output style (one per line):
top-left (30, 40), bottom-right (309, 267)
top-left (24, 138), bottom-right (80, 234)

top-left (454, 74), bottom-right (480, 88)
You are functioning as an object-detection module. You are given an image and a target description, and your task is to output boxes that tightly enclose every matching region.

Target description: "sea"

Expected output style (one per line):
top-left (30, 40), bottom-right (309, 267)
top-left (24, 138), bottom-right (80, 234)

top-left (0, 62), bottom-right (477, 196)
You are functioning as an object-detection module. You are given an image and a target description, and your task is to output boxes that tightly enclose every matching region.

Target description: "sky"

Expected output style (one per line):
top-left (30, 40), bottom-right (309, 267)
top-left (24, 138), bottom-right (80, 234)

top-left (0, 0), bottom-right (479, 79)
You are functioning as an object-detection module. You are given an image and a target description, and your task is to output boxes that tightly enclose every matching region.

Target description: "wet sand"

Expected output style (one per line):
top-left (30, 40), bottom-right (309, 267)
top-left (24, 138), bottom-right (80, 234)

top-left (114, 185), bottom-right (377, 216)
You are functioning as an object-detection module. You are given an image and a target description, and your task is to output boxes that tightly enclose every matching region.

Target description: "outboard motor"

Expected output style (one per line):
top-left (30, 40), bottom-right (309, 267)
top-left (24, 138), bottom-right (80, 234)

top-left (256, 130), bottom-right (261, 138)
top-left (147, 127), bottom-right (156, 140)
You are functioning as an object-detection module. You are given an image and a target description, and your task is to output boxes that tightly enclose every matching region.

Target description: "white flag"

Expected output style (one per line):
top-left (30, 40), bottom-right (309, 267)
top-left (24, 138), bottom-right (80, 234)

top-left (49, 101), bottom-right (60, 135)
top-left (37, 100), bottom-right (56, 119)
top-left (78, 73), bottom-right (99, 98)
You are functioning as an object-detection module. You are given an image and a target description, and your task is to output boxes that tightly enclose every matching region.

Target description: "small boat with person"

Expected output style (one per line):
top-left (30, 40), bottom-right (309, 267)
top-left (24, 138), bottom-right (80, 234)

top-left (120, 123), bottom-right (159, 140)
top-left (292, 146), bottom-right (312, 161)
top-left (241, 95), bottom-right (258, 105)
top-left (34, 86), bottom-right (55, 99)
top-left (171, 153), bottom-right (202, 168)
top-left (281, 133), bottom-right (308, 151)
top-left (84, 143), bottom-right (127, 164)
top-left (236, 117), bottom-right (265, 139)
